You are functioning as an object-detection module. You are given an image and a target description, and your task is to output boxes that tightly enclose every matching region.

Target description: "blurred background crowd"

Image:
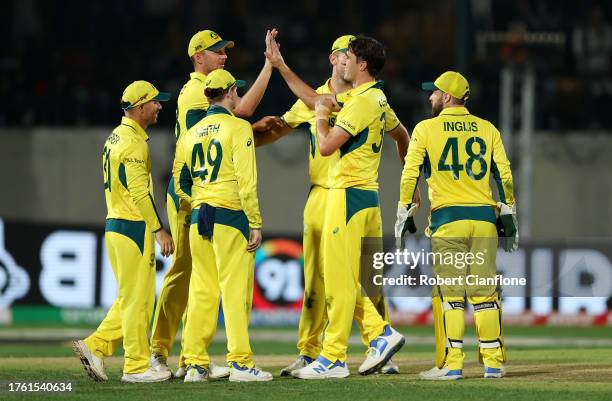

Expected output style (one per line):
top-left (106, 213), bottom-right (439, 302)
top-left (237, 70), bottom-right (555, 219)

top-left (3, 0), bottom-right (612, 131)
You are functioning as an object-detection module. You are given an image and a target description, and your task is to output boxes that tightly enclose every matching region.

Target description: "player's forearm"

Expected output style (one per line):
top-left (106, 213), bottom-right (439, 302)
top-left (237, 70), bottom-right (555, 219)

top-left (254, 123), bottom-right (292, 147)
top-left (316, 118), bottom-right (333, 156)
top-left (277, 64), bottom-right (318, 109)
top-left (239, 190), bottom-right (263, 229)
top-left (234, 62), bottom-right (273, 118)
top-left (399, 171), bottom-right (419, 207)
top-left (389, 124), bottom-right (410, 165)
top-left (133, 195), bottom-right (163, 232)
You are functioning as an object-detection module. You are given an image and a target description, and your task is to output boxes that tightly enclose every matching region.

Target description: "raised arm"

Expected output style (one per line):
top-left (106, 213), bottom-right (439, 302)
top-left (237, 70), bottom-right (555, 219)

top-left (233, 29), bottom-right (277, 118)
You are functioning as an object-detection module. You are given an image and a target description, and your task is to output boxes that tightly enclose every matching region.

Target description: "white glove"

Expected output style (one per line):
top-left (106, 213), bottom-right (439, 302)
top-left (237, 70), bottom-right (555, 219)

top-left (395, 202), bottom-right (418, 248)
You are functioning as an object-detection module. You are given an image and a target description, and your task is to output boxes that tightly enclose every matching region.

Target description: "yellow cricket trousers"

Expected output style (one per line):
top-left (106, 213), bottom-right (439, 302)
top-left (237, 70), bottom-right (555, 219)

top-left (150, 188), bottom-right (192, 366)
top-left (320, 187), bottom-right (388, 362)
top-left (84, 218), bottom-right (156, 374)
top-left (182, 206), bottom-right (255, 367)
top-left (429, 206), bottom-right (506, 370)
top-left (298, 185), bottom-right (390, 359)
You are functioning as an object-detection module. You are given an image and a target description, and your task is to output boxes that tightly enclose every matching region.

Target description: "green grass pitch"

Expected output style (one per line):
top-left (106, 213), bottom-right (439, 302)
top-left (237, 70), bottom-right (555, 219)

top-left (1, 326), bottom-right (611, 401)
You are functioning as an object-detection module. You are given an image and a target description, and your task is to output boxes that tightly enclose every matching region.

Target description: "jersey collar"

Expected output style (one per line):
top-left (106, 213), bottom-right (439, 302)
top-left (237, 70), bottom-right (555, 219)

top-left (206, 104), bottom-right (233, 116)
top-left (350, 80), bottom-right (384, 95)
top-left (120, 117), bottom-right (149, 141)
top-left (190, 71), bottom-right (207, 83)
top-left (440, 106), bottom-right (470, 116)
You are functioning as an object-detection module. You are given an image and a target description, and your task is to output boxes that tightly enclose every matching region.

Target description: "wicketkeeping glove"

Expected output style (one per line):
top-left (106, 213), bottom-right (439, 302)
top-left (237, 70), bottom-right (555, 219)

top-left (496, 202), bottom-right (519, 252)
top-left (395, 202), bottom-right (418, 248)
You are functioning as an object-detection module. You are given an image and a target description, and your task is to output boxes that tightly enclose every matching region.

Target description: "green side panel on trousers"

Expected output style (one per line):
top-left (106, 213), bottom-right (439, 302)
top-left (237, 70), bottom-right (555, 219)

top-left (345, 187), bottom-right (379, 224)
top-left (429, 206), bottom-right (496, 235)
top-left (105, 218), bottom-right (146, 254)
top-left (191, 206), bottom-right (250, 241)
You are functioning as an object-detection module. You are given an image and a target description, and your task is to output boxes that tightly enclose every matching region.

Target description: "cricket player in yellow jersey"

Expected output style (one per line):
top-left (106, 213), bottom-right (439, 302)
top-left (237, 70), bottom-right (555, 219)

top-left (256, 35), bottom-right (405, 376)
top-left (173, 69), bottom-right (272, 383)
top-left (73, 81), bottom-right (174, 383)
top-left (396, 71), bottom-right (518, 380)
top-left (264, 36), bottom-right (405, 379)
top-left (151, 29), bottom-right (279, 379)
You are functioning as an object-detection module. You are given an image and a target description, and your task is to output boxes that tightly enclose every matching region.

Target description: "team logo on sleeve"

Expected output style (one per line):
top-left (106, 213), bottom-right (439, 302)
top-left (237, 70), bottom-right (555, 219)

top-left (247, 138), bottom-right (252, 147)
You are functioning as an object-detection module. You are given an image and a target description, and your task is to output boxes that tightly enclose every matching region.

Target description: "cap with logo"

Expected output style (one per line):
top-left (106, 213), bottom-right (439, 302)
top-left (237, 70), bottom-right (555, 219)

top-left (331, 34), bottom-right (356, 54)
top-left (188, 30), bottom-right (235, 57)
top-left (121, 81), bottom-right (170, 110)
top-left (421, 71), bottom-right (470, 101)
top-left (204, 69), bottom-right (246, 91)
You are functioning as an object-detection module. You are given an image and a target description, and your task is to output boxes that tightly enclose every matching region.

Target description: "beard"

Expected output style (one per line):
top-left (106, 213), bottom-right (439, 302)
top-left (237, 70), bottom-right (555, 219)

top-left (431, 101), bottom-right (443, 117)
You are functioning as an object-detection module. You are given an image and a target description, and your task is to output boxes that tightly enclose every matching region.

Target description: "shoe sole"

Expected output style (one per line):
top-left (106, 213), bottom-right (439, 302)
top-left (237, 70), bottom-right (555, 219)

top-left (121, 375), bottom-right (171, 383)
top-left (228, 376), bottom-right (273, 382)
top-left (423, 375), bottom-right (463, 381)
top-left (293, 371), bottom-right (349, 380)
top-left (183, 377), bottom-right (209, 383)
top-left (72, 341), bottom-right (106, 382)
top-left (359, 336), bottom-right (406, 376)
top-left (209, 372), bottom-right (230, 379)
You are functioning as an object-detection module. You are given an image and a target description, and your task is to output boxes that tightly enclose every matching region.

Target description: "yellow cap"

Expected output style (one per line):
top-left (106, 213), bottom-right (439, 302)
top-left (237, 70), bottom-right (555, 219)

top-left (204, 69), bottom-right (246, 91)
top-left (120, 81), bottom-right (170, 110)
top-left (422, 71), bottom-right (470, 100)
top-left (188, 30), bottom-right (235, 57)
top-left (331, 34), bottom-right (356, 54)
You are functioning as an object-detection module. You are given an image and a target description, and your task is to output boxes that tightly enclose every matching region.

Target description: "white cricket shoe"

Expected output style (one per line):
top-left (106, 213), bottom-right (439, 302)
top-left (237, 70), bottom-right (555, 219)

top-left (150, 354), bottom-right (172, 375)
top-left (484, 366), bottom-right (505, 378)
top-left (209, 362), bottom-right (230, 379)
top-left (121, 368), bottom-right (171, 383)
top-left (422, 368), bottom-right (463, 381)
top-left (358, 326), bottom-right (405, 375)
top-left (183, 365), bottom-right (209, 383)
top-left (378, 359), bottom-right (399, 374)
top-left (72, 340), bottom-right (107, 382)
top-left (280, 355), bottom-right (314, 377)
top-left (174, 366), bottom-right (187, 379)
top-left (291, 356), bottom-right (350, 380)
top-left (419, 366), bottom-right (446, 379)
top-left (229, 362), bottom-right (273, 382)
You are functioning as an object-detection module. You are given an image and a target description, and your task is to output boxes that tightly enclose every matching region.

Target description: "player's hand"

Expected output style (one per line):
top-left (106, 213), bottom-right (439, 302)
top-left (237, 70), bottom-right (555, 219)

top-left (247, 228), bottom-right (262, 253)
top-left (264, 29), bottom-right (285, 68)
top-left (252, 116), bottom-right (284, 132)
top-left (315, 97), bottom-right (333, 120)
top-left (496, 202), bottom-right (518, 252)
top-left (155, 229), bottom-right (174, 257)
top-left (395, 202), bottom-right (417, 248)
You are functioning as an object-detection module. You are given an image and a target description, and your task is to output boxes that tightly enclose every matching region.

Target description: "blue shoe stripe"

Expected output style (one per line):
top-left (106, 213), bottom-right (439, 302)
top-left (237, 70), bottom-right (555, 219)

top-left (484, 367), bottom-right (501, 374)
top-left (447, 369), bottom-right (463, 376)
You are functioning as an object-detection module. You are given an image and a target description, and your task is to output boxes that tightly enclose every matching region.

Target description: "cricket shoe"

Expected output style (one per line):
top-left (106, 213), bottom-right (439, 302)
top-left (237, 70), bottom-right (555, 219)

top-left (280, 355), bottom-right (314, 377)
top-left (183, 365), bottom-right (209, 383)
top-left (378, 359), bottom-right (399, 374)
top-left (122, 368), bottom-right (171, 383)
top-left (209, 362), bottom-right (230, 379)
top-left (72, 340), bottom-right (107, 382)
top-left (174, 366), bottom-right (187, 379)
top-left (150, 354), bottom-right (172, 376)
top-left (229, 362), bottom-right (273, 382)
top-left (484, 366), bottom-right (505, 379)
top-left (422, 368), bottom-right (463, 381)
top-left (291, 356), bottom-right (350, 380)
top-left (358, 326), bottom-right (406, 375)
top-left (419, 366), bottom-right (447, 379)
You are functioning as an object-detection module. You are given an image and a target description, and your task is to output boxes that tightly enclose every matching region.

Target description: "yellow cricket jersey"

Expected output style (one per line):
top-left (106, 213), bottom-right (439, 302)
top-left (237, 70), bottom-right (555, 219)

top-left (175, 71), bottom-right (209, 139)
top-left (282, 79), bottom-right (341, 188)
top-left (331, 81), bottom-right (400, 190)
top-left (174, 105), bottom-right (262, 228)
top-left (168, 71), bottom-right (209, 212)
top-left (399, 106), bottom-right (515, 210)
top-left (103, 117), bottom-right (163, 231)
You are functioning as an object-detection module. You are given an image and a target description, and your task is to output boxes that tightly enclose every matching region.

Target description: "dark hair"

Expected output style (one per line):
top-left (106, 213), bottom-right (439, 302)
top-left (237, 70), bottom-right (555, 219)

top-left (348, 36), bottom-right (386, 77)
top-left (204, 87), bottom-right (231, 102)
